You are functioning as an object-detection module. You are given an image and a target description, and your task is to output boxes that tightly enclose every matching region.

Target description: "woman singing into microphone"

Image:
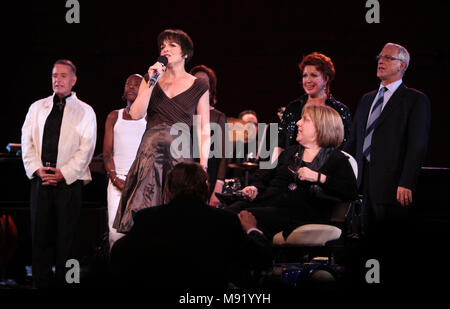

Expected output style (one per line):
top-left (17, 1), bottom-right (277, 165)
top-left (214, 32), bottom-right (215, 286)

top-left (114, 29), bottom-right (210, 233)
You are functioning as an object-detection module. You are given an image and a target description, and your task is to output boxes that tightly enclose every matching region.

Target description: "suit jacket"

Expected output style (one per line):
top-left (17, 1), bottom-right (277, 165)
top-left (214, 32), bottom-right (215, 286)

top-left (344, 83), bottom-right (431, 205)
top-left (110, 195), bottom-right (271, 288)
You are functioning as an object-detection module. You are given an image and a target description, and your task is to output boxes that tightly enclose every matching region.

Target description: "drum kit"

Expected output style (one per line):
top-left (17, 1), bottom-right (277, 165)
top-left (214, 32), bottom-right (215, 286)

top-left (225, 117), bottom-right (259, 187)
top-left (214, 117), bottom-right (260, 206)
top-left (226, 117), bottom-right (257, 144)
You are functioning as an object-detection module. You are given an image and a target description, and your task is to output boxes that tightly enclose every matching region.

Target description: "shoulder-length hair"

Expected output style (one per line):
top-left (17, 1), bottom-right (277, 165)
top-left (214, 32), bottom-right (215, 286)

top-left (302, 104), bottom-right (344, 148)
top-left (190, 64), bottom-right (217, 105)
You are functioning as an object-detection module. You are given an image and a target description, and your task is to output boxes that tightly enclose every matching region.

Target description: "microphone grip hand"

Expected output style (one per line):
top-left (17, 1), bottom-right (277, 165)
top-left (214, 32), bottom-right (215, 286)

top-left (149, 72), bottom-right (159, 86)
top-left (148, 62), bottom-right (166, 87)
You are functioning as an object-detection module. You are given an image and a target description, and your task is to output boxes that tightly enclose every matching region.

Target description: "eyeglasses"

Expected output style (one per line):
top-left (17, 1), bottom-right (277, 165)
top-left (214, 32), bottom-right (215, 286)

top-left (376, 54), bottom-right (404, 62)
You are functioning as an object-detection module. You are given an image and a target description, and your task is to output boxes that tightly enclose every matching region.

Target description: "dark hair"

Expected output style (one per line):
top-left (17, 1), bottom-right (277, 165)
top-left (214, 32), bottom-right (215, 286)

top-left (122, 74), bottom-right (143, 102)
top-left (298, 52), bottom-right (335, 94)
top-left (190, 64), bottom-right (217, 105)
top-left (166, 162), bottom-right (209, 202)
top-left (54, 59), bottom-right (77, 75)
top-left (157, 29), bottom-right (194, 63)
top-left (238, 109), bottom-right (258, 120)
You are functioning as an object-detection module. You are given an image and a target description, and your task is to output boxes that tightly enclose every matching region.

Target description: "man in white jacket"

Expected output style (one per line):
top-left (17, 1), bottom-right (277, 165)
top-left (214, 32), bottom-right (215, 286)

top-left (21, 59), bottom-right (97, 288)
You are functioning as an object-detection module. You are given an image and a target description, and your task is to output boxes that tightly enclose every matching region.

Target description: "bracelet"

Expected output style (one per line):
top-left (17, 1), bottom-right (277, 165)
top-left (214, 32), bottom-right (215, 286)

top-left (202, 165), bottom-right (208, 171)
top-left (317, 172), bottom-right (321, 183)
top-left (107, 169), bottom-right (116, 175)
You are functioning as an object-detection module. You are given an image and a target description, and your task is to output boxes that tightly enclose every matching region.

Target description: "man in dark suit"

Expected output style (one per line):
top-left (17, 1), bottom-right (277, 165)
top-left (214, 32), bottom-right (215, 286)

top-left (344, 43), bottom-right (431, 284)
top-left (110, 161), bottom-right (271, 288)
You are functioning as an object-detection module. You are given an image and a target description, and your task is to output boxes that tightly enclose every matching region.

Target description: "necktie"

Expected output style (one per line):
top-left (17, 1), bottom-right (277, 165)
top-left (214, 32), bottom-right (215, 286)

top-left (56, 99), bottom-right (65, 111)
top-left (363, 87), bottom-right (387, 161)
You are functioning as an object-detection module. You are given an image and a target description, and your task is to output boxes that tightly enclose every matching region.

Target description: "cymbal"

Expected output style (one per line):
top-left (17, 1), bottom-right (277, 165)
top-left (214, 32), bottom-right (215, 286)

top-left (226, 117), bottom-right (257, 143)
top-left (227, 161), bottom-right (259, 170)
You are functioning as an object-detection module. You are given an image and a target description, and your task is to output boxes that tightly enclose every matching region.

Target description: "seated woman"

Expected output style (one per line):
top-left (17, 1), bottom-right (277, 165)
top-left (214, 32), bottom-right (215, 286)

top-left (226, 105), bottom-right (358, 240)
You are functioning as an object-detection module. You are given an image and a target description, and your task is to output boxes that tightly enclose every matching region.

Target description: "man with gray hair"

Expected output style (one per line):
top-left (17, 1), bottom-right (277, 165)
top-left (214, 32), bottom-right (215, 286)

top-left (21, 59), bottom-right (97, 288)
top-left (344, 43), bottom-right (431, 282)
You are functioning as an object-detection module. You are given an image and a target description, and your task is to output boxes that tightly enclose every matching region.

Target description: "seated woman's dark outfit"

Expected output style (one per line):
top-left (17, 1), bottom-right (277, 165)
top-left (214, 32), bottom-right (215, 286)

top-left (226, 145), bottom-right (358, 239)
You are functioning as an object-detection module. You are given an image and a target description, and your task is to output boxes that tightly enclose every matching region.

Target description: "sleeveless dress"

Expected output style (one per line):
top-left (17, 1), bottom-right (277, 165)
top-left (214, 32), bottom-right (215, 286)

top-left (114, 78), bottom-right (208, 233)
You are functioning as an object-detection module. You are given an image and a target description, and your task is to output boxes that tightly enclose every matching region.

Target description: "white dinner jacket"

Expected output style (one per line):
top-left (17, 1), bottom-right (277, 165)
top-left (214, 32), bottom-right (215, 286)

top-left (21, 92), bottom-right (97, 185)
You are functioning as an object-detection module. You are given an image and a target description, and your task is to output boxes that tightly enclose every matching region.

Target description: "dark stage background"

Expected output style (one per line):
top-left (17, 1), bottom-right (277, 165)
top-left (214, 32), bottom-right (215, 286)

top-left (2, 0), bottom-right (448, 167)
top-left (0, 0), bottom-right (448, 292)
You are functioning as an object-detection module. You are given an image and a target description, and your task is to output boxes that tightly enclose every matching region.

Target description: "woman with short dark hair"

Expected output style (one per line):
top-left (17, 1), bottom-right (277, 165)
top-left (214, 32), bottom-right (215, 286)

top-left (157, 29), bottom-right (194, 63)
top-left (114, 29), bottom-right (210, 233)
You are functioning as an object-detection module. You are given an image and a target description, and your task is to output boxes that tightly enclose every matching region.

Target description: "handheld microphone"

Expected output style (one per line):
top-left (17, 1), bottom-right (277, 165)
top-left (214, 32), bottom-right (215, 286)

top-left (149, 56), bottom-right (168, 87)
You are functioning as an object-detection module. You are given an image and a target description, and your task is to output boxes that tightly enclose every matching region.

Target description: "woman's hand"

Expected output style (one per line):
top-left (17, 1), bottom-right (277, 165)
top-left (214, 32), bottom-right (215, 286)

top-left (209, 193), bottom-right (221, 207)
top-left (241, 186), bottom-right (258, 201)
top-left (113, 178), bottom-right (125, 191)
top-left (147, 61), bottom-right (166, 85)
top-left (297, 167), bottom-right (320, 183)
top-left (209, 180), bottom-right (224, 207)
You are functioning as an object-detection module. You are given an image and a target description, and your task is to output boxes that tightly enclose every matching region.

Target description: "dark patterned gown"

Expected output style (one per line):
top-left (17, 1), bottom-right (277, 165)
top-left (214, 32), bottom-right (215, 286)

top-left (114, 78), bottom-right (209, 233)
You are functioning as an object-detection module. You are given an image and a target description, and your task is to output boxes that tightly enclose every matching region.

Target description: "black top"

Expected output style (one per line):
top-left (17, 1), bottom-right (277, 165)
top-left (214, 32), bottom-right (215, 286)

top-left (41, 94), bottom-right (70, 165)
top-left (278, 94), bottom-right (351, 149)
top-left (208, 108), bottom-right (227, 191)
top-left (251, 145), bottom-right (358, 235)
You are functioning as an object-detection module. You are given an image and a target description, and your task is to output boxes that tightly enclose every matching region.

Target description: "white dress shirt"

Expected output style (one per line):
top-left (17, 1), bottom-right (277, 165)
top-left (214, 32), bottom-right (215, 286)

top-left (369, 79), bottom-right (403, 115)
top-left (21, 92), bottom-right (97, 185)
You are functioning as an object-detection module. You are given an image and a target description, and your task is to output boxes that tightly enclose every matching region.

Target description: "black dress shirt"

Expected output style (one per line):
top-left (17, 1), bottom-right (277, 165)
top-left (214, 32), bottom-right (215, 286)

top-left (41, 94), bottom-right (71, 165)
